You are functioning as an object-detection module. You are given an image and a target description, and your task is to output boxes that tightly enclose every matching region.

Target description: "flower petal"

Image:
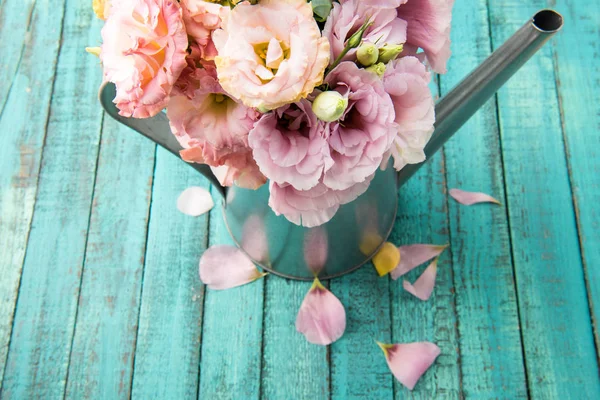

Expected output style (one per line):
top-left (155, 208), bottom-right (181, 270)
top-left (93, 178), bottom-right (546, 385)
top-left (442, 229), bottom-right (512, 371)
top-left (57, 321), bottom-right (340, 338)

top-left (391, 244), bottom-right (448, 280)
top-left (199, 245), bottom-right (266, 290)
top-left (296, 278), bottom-right (346, 345)
top-left (373, 242), bottom-right (401, 277)
top-left (403, 257), bottom-right (438, 301)
top-left (303, 228), bottom-right (329, 274)
top-left (449, 188), bottom-right (501, 206)
top-left (177, 187), bottom-right (214, 217)
top-left (377, 341), bottom-right (441, 390)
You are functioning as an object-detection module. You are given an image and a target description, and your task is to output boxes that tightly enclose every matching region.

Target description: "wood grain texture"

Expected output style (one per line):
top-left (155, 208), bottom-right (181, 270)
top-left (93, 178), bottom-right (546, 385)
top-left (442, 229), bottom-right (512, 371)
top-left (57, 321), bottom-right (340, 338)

top-left (64, 116), bottom-right (155, 397)
top-left (441, 0), bottom-right (528, 397)
top-left (329, 267), bottom-right (394, 400)
top-left (198, 195), bottom-right (264, 400)
top-left (551, 0), bottom-right (600, 352)
top-left (0, 0), bottom-right (66, 387)
top-left (0, 0), bottom-right (104, 396)
top-left (130, 149), bottom-right (209, 400)
top-left (390, 152), bottom-right (461, 400)
top-left (261, 276), bottom-right (329, 399)
top-left (488, 1), bottom-right (600, 397)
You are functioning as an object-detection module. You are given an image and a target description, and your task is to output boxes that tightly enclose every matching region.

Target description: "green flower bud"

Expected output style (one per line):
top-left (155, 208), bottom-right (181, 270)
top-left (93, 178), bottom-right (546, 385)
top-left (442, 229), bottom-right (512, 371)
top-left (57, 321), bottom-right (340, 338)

top-left (347, 19), bottom-right (373, 49)
top-left (312, 91), bottom-right (348, 123)
top-left (356, 43), bottom-right (379, 67)
top-left (378, 44), bottom-right (404, 64)
top-left (365, 62), bottom-right (386, 78)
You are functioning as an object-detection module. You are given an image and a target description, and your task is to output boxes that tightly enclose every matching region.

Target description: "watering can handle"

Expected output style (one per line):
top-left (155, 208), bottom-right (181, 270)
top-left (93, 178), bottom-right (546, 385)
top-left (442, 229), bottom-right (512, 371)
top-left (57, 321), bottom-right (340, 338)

top-left (98, 82), bottom-right (226, 197)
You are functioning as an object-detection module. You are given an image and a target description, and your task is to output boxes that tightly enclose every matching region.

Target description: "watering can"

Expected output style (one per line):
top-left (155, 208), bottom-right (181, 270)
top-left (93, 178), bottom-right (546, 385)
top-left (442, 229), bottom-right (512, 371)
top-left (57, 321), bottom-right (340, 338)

top-left (99, 10), bottom-right (563, 280)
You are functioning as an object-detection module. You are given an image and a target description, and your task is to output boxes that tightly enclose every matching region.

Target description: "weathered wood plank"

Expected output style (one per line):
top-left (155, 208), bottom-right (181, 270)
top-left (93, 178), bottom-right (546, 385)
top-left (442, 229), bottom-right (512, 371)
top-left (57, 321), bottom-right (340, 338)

top-left (198, 194), bottom-right (264, 399)
top-left (64, 116), bottom-right (155, 397)
top-left (440, 0), bottom-right (528, 397)
top-left (488, 1), bottom-right (600, 397)
top-left (0, 0), bottom-right (66, 387)
top-left (131, 149), bottom-right (209, 400)
top-left (551, 0), bottom-right (600, 352)
top-left (261, 276), bottom-right (329, 399)
top-left (0, 0), bottom-right (104, 396)
top-left (330, 267), bottom-right (393, 400)
top-left (390, 152), bottom-right (461, 399)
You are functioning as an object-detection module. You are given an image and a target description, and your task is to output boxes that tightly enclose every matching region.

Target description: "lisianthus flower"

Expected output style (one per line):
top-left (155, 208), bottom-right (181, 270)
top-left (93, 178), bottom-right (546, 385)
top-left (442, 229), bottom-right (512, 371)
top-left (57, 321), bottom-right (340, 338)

top-left (248, 100), bottom-right (332, 191)
top-left (167, 66), bottom-right (266, 189)
top-left (397, 0), bottom-right (455, 73)
top-left (212, 0), bottom-right (330, 110)
top-left (101, 0), bottom-right (188, 118)
top-left (180, 0), bottom-right (228, 61)
top-left (322, 62), bottom-right (397, 191)
top-left (323, 0), bottom-right (407, 64)
top-left (383, 56), bottom-right (435, 171)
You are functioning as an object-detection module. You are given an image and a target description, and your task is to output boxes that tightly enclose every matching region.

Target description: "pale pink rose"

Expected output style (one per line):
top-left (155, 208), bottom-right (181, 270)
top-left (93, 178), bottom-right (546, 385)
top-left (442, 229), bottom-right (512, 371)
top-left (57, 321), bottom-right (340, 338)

top-left (101, 0), bottom-right (188, 118)
top-left (323, 0), bottom-right (407, 63)
top-left (180, 0), bottom-right (228, 60)
top-left (167, 66), bottom-right (266, 190)
top-left (397, 0), bottom-right (455, 73)
top-left (248, 100), bottom-right (332, 191)
top-left (269, 175), bottom-right (374, 228)
top-left (383, 56), bottom-right (435, 170)
top-left (322, 62), bottom-right (397, 191)
top-left (212, 0), bottom-right (330, 110)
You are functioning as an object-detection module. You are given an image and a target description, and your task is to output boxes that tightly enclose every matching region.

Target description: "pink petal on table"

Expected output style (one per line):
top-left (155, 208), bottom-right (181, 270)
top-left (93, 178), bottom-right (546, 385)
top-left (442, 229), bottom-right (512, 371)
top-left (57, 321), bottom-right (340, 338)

top-left (177, 187), bottom-right (214, 216)
top-left (377, 341), bottom-right (441, 390)
top-left (296, 278), bottom-right (346, 345)
top-left (303, 227), bottom-right (329, 274)
top-left (391, 244), bottom-right (448, 280)
top-left (449, 188), bottom-right (501, 206)
top-left (403, 257), bottom-right (439, 301)
top-left (199, 245), bottom-right (266, 290)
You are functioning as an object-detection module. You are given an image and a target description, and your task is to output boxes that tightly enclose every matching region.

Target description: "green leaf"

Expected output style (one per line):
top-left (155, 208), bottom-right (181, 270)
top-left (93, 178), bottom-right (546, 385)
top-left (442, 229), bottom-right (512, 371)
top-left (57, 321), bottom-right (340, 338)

top-left (312, 0), bottom-right (333, 22)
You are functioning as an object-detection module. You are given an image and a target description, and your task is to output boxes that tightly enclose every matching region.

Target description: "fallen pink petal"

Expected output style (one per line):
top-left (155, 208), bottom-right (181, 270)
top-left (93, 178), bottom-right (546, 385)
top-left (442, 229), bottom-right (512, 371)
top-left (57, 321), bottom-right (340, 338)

top-left (177, 187), bottom-right (214, 217)
top-left (391, 244), bottom-right (448, 280)
top-left (199, 245), bottom-right (266, 290)
top-left (296, 278), bottom-right (346, 345)
top-left (377, 341), bottom-right (441, 390)
top-left (303, 227), bottom-right (329, 274)
top-left (449, 188), bottom-right (501, 206)
top-left (403, 257), bottom-right (439, 301)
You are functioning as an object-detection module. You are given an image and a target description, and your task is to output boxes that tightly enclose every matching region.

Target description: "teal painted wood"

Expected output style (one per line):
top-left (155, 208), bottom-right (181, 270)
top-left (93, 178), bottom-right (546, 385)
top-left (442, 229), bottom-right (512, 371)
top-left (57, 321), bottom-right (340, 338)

top-left (488, 1), bottom-right (600, 397)
top-left (0, 0), bottom-right (66, 387)
top-left (64, 115), bottom-right (155, 397)
top-left (329, 267), bottom-right (393, 399)
top-left (551, 0), bottom-right (600, 351)
top-left (130, 149), bottom-right (209, 400)
top-left (261, 276), bottom-right (329, 399)
top-left (198, 194), bottom-right (264, 399)
top-left (390, 152), bottom-right (461, 399)
top-left (0, 0), bottom-right (104, 396)
top-left (441, 0), bottom-right (528, 397)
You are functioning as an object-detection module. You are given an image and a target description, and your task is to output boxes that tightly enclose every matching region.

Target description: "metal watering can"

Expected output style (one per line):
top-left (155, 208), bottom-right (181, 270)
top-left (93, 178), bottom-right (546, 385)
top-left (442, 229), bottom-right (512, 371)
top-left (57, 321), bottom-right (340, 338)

top-left (99, 10), bottom-right (563, 280)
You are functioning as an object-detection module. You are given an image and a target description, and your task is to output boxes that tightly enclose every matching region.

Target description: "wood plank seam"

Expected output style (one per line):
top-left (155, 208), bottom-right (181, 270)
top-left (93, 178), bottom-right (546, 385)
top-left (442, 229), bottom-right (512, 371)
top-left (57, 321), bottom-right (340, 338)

top-left (0, 0), bottom-right (68, 388)
top-left (194, 206), bottom-right (210, 400)
top-left (549, 36), bottom-right (600, 365)
top-left (256, 275), bottom-right (268, 400)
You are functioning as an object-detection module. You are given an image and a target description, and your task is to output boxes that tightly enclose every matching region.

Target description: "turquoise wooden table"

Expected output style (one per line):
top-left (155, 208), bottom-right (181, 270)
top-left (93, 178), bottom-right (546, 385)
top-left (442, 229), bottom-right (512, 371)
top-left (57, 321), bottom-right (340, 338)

top-left (1, 0), bottom-right (599, 398)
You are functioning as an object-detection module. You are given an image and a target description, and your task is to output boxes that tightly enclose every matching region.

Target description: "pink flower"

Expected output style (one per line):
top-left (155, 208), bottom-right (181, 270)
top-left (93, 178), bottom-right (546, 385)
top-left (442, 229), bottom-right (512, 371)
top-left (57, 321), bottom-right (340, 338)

top-left (378, 341), bottom-right (441, 390)
top-left (167, 66), bottom-right (266, 189)
top-left (397, 0), bottom-right (455, 73)
top-left (212, 0), bottom-right (330, 110)
top-left (323, 0), bottom-right (407, 63)
top-left (101, 0), bottom-right (188, 118)
top-left (248, 100), bottom-right (332, 191)
top-left (383, 56), bottom-right (435, 170)
top-left (323, 62), bottom-right (397, 190)
top-left (180, 0), bottom-right (228, 60)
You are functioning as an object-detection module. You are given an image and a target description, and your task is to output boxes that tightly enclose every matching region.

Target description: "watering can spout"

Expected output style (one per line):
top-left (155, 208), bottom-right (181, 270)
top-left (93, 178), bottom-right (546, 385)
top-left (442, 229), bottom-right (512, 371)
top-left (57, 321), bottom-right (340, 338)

top-left (398, 9), bottom-right (564, 186)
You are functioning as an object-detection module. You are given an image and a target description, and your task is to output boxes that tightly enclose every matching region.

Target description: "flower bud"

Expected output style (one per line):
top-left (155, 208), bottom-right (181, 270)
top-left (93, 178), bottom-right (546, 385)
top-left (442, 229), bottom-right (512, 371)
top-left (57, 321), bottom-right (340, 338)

top-left (356, 43), bottom-right (379, 67)
top-left (312, 91), bottom-right (348, 123)
top-left (378, 44), bottom-right (404, 64)
top-left (347, 19), bottom-right (373, 49)
top-left (365, 62), bottom-right (386, 78)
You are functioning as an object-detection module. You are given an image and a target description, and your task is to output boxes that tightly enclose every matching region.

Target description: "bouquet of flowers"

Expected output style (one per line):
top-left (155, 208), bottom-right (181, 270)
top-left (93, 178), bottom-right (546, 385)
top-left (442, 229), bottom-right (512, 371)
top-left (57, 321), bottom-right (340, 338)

top-left (94, 0), bottom-right (453, 227)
